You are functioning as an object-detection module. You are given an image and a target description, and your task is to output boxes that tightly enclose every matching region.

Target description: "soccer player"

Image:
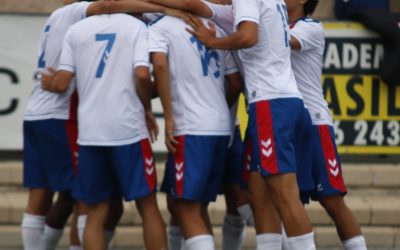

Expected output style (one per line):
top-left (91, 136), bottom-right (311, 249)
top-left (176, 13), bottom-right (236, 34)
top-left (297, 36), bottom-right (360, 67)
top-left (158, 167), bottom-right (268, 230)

top-left (286, 0), bottom-right (367, 249)
top-left (145, 1), bottom-right (253, 249)
top-left (41, 13), bottom-right (167, 250)
top-left (185, 0), bottom-right (316, 249)
top-left (149, 15), bottom-right (243, 250)
top-left (23, 1), bottom-right (180, 249)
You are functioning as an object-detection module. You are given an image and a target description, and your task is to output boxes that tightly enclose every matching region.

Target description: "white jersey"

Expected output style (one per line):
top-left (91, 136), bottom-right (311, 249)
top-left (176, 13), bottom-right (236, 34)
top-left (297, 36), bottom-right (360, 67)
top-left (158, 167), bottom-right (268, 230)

top-left (58, 14), bottom-right (150, 146)
top-left (233, 0), bottom-right (301, 104)
top-left (290, 18), bottom-right (332, 125)
top-left (24, 2), bottom-right (90, 121)
top-left (203, 2), bottom-right (242, 131)
top-left (148, 16), bottom-right (238, 136)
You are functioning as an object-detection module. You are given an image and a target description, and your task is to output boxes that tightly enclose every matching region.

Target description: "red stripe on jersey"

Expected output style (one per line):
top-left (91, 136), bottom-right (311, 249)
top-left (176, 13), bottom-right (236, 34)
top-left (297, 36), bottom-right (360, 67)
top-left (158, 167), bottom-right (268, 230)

top-left (69, 89), bottom-right (78, 121)
top-left (140, 139), bottom-right (156, 192)
top-left (174, 136), bottom-right (185, 198)
top-left (256, 101), bottom-right (278, 174)
top-left (318, 125), bottom-right (347, 193)
top-left (242, 136), bottom-right (252, 185)
top-left (65, 120), bottom-right (78, 175)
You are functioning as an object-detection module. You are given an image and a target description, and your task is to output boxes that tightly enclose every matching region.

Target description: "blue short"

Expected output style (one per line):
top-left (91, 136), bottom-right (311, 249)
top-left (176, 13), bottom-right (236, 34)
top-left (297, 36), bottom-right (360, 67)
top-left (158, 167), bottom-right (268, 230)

top-left (72, 139), bottom-right (157, 205)
top-left (246, 98), bottom-right (307, 176)
top-left (23, 119), bottom-right (77, 191)
top-left (162, 135), bottom-right (229, 203)
top-left (303, 125), bottom-right (347, 202)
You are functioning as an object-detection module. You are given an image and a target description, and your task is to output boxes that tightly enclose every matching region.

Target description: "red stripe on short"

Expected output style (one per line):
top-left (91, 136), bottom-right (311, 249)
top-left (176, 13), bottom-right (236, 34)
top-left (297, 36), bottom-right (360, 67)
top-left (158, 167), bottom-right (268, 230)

top-left (140, 139), bottom-right (156, 192)
top-left (65, 120), bottom-right (78, 175)
top-left (256, 101), bottom-right (278, 174)
top-left (318, 126), bottom-right (347, 193)
top-left (174, 136), bottom-right (185, 198)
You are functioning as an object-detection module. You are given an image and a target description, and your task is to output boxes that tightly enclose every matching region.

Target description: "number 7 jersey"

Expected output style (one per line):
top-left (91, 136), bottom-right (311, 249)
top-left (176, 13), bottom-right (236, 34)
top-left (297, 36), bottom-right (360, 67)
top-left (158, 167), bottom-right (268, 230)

top-left (58, 14), bottom-right (150, 146)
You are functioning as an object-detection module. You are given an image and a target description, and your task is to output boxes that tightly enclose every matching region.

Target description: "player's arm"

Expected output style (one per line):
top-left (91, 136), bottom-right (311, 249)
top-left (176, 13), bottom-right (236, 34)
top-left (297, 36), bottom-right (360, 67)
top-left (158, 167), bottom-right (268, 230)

top-left (290, 36), bottom-right (301, 50)
top-left (151, 52), bottom-right (178, 153)
top-left (86, 0), bottom-right (183, 17)
top-left (185, 15), bottom-right (258, 49)
top-left (148, 0), bottom-right (213, 18)
top-left (225, 72), bottom-right (243, 107)
top-left (135, 66), bottom-right (159, 142)
top-left (41, 68), bottom-right (74, 93)
top-left (135, 66), bottom-right (153, 112)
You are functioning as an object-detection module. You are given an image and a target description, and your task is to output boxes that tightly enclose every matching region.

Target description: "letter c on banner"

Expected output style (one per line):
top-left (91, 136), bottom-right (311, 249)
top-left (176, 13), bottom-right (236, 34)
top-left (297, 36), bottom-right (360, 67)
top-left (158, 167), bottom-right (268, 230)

top-left (0, 68), bottom-right (19, 115)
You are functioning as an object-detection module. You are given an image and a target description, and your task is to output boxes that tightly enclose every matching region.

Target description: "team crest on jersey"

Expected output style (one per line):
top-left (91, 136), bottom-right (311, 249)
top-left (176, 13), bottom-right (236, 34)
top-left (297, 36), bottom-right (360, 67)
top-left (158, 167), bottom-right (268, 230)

top-left (190, 35), bottom-right (221, 79)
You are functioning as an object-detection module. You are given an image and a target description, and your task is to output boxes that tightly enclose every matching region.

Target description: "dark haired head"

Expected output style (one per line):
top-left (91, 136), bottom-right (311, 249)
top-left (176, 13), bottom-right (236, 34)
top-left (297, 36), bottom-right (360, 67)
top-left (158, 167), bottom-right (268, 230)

top-left (304, 0), bottom-right (319, 16)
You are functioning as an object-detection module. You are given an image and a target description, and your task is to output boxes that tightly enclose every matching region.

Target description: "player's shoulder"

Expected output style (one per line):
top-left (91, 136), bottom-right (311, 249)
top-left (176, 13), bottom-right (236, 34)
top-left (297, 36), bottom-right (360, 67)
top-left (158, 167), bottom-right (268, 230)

top-left (291, 17), bottom-right (323, 33)
top-left (50, 2), bottom-right (89, 19)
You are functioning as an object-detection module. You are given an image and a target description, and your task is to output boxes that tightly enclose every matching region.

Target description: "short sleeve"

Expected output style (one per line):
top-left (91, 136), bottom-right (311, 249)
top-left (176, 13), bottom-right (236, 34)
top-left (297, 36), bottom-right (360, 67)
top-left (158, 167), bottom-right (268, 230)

top-left (65, 2), bottom-right (91, 21)
top-left (233, 0), bottom-right (260, 28)
top-left (223, 51), bottom-right (239, 75)
top-left (148, 24), bottom-right (169, 54)
top-left (133, 24), bottom-right (150, 68)
top-left (291, 21), bottom-right (324, 51)
top-left (203, 2), bottom-right (234, 33)
top-left (58, 27), bottom-right (76, 73)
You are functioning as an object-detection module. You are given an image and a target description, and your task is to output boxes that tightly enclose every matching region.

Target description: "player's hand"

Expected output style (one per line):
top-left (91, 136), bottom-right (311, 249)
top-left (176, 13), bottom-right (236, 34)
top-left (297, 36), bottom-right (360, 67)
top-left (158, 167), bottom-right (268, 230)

top-left (165, 7), bottom-right (187, 19)
top-left (145, 111), bottom-right (159, 143)
top-left (184, 14), bottom-right (216, 48)
top-left (41, 67), bottom-right (57, 92)
top-left (165, 118), bottom-right (179, 153)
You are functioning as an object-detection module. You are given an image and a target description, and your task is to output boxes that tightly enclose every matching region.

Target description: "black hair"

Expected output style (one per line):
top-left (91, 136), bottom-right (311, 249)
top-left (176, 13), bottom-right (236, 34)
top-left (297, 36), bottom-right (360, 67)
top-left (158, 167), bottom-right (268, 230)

top-left (304, 0), bottom-right (319, 16)
top-left (80, 0), bottom-right (97, 2)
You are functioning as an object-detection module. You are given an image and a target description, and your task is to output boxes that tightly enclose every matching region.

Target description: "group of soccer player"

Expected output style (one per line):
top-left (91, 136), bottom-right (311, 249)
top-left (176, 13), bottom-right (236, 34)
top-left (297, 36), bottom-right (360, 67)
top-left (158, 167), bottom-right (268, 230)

top-left (21, 0), bottom-right (370, 249)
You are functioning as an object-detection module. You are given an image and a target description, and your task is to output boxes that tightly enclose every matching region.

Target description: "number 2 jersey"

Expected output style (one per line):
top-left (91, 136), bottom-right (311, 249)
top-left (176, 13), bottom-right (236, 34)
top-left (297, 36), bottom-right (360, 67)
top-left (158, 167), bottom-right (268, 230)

top-left (58, 14), bottom-right (149, 146)
top-left (233, 0), bottom-right (301, 104)
top-left (290, 18), bottom-right (333, 126)
top-left (148, 16), bottom-right (238, 136)
top-left (24, 2), bottom-right (91, 121)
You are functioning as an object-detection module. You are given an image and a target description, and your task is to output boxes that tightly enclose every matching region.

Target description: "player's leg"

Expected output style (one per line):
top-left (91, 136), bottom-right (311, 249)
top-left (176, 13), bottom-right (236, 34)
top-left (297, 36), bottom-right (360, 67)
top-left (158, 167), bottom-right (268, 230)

top-left (174, 135), bottom-right (228, 250)
top-left (44, 191), bottom-right (75, 250)
top-left (248, 99), bottom-right (315, 249)
top-left (69, 205), bottom-right (82, 250)
top-left (221, 126), bottom-right (247, 250)
top-left (312, 125), bottom-right (366, 250)
top-left (222, 185), bottom-right (247, 250)
top-left (72, 145), bottom-right (115, 249)
top-left (104, 197), bottom-right (124, 249)
top-left (84, 202), bottom-right (109, 250)
top-left (136, 193), bottom-right (167, 250)
top-left (77, 202), bottom-right (88, 245)
top-left (111, 139), bottom-right (167, 250)
top-left (42, 119), bottom-right (78, 249)
top-left (319, 195), bottom-right (366, 249)
top-left (22, 120), bottom-right (54, 250)
top-left (247, 171), bottom-right (283, 250)
top-left (23, 188), bottom-right (54, 250)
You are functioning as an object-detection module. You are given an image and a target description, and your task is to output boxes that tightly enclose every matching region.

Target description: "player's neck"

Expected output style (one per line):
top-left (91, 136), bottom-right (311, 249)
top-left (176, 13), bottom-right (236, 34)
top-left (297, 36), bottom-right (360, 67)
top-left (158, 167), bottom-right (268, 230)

top-left (288, 8), bottom-right (305, 24)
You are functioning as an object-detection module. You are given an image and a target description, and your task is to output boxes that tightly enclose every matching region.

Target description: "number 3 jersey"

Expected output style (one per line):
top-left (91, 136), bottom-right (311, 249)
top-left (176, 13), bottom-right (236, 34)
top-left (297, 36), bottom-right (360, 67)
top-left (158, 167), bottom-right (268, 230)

top-left (233, 0), bottom-right (301, 104)
top-left (148, 16), bottom-right (238, 136)
top-left (290, 18), bottom-right (333, 126)
top-left (24, 2), bottom-right (91, 121)
top-left (58, 14), bottom-right (149, 146)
